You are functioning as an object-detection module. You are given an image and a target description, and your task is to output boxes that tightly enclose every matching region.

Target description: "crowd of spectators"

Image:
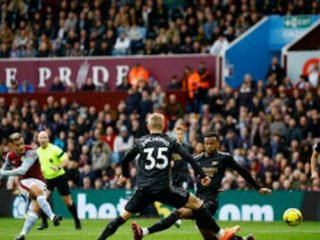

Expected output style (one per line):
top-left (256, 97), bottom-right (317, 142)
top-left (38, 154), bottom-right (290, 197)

top-left (0, 0), bottom-right (319, 58)
top-left (0, 0), bottom-right (320, 193)
top-left (0, 56), bottom-right (320, 192)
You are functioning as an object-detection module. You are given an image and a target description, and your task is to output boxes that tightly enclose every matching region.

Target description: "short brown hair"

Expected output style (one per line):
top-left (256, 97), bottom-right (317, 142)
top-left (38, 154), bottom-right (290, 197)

top-left (8, 132), bottom-right (23, 143)
top-left (175, 125), bottom-right (185, 132)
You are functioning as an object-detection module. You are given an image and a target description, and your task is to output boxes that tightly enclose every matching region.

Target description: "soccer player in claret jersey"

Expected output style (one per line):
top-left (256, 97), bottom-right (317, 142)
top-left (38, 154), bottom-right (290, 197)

top-left (0, 133), bottom-right (62, 240)
top-left (97, 113), bottom-right (240, 240)
top-left (132, 132), bottom-right (272, 240)
top-left (36, 131), bottom-right (81, 230)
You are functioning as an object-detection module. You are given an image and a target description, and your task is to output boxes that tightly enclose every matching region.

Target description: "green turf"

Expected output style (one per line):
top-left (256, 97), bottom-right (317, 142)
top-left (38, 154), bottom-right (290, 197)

top-left (0, 218), bottom-right (319, 240)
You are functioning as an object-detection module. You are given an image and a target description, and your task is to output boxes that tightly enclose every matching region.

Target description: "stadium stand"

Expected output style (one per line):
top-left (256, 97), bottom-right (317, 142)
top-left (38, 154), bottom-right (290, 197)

top-left (0, 0), bottom-right (319, 58)
top-left (0, 59), bottom-right (319, 192)
top-left (0, 0), bottom-right (319, 193)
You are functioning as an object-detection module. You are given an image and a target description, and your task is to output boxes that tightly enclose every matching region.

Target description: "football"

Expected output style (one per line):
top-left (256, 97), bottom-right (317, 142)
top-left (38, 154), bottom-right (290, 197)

top-left (283, 208), bottom-right (303, 226)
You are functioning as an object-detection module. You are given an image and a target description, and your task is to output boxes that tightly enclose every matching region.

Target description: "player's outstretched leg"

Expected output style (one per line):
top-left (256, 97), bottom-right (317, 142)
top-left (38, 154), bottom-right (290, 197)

top-left (16, 210), bottom-right (38, 240)
top-left (134, 210), bottom-right (180, 239)
top-left (36, 195), bottom-right (62, 226)
top-left (187, 194), bottom-right (240, 240)
top-left (196, 216), bottom-right (240, 240)
top-left (98, 216), bottom-right (126, 240)
top-left (98, 209), bottom-right (132, 240)
top-left (30, 185), bottom-right (62, 227)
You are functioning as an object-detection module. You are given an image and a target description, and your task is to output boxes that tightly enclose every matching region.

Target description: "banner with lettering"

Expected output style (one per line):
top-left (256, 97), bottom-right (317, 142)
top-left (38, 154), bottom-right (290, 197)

top-left (0, 55), bottom-right (216, 91)
top-left (51, 190), bottom-right (305, 221)
top-left (2, 189), bottom-right (315, 221)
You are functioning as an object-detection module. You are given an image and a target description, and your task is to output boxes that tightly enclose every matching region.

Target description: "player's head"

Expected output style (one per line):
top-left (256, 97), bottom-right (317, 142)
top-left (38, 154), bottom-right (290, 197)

top-left (203, 132), bottom-right (220, 154)
top-left (175, 125), bottom-right (185, 143)
top-left (147, 113), bottom-right (165, 133)
top-left (8, 132), bottom-right (25, 155)
top-left (38, 131), bottom-right (50, 148)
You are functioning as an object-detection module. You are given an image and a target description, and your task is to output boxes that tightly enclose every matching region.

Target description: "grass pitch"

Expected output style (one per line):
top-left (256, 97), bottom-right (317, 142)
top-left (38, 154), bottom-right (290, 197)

top-left (0, 218), bottom-right (319, 240)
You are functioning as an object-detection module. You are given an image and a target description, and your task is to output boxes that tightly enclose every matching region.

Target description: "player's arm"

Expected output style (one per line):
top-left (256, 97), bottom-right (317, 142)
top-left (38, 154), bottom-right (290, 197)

top-left (0, 154), bottom-right (11, 171)
top-left (120, 142), bottom-right (140, 178)
top-left (227, 155), bottom-right (271, 195)
top-left (0, 154), bottom-right (11, 179)
top-left (0, 150), bottom-right (37, 176)
top-left (52, 146), bottom-right (69, 171)
top-left (311, 143), bottom-right (320, 179)
top-left (173, 141), bottom-right (206, 179)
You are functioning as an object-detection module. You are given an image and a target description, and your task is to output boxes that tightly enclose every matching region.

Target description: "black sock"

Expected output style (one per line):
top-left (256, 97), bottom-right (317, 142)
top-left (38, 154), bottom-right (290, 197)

top-left (98, 217), bottom-right (126, 240)
top-left (148, 211), bottom-right (180, 234)
top-left (40, 210), bottom-right (48, 225)
top-left (193, 206), bottom-right (220, 234)
top-left (68, 203), bottom-right (80, 222)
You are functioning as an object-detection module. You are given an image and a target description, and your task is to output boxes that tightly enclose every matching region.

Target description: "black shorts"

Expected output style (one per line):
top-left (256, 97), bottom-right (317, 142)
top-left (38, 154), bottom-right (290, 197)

top-left (46, 174), bottom-right (70, 196)
top-left (125, 187), bottom-right (190, 214)
top-left (202, 199), bottom-right (219, 215)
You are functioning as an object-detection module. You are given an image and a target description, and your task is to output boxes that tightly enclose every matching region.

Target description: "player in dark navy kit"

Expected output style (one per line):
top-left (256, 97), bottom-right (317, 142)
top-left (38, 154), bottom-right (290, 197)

top-left (97, 114), bottom-right (240, 240)
top-left (132, 132), bottom-right (272, 240)
top-left (311, 141), bottom-right (320, 180)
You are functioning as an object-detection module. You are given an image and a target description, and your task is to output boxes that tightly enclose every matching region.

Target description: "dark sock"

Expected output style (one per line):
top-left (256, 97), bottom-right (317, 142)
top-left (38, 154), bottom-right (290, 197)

top-left (68, 203), bottom-right (80, 222)
top-left (148, 211), bottom-right (180, 234)
top-left (98, 217), bottom-right (126, 240)
top-left (40, 210), bottom-right (48, 225)
top-left (193, 206), bottom-right (220, 234)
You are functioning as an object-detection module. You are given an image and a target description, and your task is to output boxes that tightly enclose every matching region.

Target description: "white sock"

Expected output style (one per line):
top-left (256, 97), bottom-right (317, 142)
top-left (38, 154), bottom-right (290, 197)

top-left (36, 195), bottom-right (55, 220)
top-left (216, 228), bottom-right (225, 238)
top-left (142, 228), bottom-right (149, 236)
top-left (20, 211), bottom-right (38, 236)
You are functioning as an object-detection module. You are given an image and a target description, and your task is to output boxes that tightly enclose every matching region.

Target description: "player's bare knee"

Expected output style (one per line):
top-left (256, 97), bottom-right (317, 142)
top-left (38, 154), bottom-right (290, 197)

top-left (120, 209), bottom-right (132, 221)
top-left (194, 197), bottom-right (204, 209)
top-left (32, 204), bottom-right (41, 214)
top-left (176, 209), bottom-right (184, 218)
top-left (63, 195), bottom-right (73, 206)
top-left (185, 194), bottom-right (203, 209)
top-left (177, 208), bottom-right (191, 218)
top-left (30, 185), bottom-right (44, 198)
